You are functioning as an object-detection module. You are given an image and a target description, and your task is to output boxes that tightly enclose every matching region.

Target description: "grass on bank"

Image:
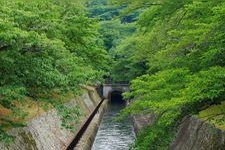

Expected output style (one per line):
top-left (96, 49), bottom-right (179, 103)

top-left (198, 101), bottom-right (225, 130)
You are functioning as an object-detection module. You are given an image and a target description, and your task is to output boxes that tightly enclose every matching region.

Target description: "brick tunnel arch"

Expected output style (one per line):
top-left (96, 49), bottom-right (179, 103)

top-left (108, 90), bottom-right (125, 103)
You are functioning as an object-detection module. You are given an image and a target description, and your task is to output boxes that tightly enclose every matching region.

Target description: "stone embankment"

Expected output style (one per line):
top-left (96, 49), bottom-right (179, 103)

top-left (133, 114), bottom-right (225, 150)
top-left (170, 116), bottom-right (225, 150)
top-left (0, 87), bottom-right (104, 150)
top-left (74, 99), bottom-right (108, 150)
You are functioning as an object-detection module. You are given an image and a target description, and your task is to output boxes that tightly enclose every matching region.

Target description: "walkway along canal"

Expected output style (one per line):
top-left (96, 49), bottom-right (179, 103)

top-left (91, 91), bottom-right (136, 150)
top-left (66, 86), bottom-right (136, 150)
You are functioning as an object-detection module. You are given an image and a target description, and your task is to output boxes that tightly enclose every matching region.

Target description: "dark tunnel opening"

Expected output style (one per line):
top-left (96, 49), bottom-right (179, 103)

top-left (109, 91), bottom-right (125, 104)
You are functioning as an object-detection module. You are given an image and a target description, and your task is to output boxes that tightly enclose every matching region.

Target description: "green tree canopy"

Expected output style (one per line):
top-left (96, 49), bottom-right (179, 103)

top-left (112, 0), bottom-right (225, 149)
top-left (0, 0), bottom-right (110, 143)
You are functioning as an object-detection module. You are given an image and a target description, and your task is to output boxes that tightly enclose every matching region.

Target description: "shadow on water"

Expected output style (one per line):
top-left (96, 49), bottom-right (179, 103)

top-left (91, 91), bottom-right (135, 150)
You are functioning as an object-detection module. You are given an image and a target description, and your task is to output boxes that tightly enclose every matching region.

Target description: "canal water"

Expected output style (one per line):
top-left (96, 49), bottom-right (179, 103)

top-left (91, 103), bottom-right (136, 150)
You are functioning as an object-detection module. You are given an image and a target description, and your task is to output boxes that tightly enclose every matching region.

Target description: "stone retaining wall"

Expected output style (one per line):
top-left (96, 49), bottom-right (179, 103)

top-left (170, 116), bottom-right (225, 150)
top-left (133, 114), bottom-right (225, 149)
top-left (0, 87), bottom-right (101, 150)
top-left (74, 99), bottom-right (108, 150)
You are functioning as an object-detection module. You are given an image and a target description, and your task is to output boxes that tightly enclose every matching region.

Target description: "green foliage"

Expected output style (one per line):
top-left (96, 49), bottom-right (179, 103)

top-left (198, 101), bottom-right (225, 130)
top-left (55, 104), bottom-right (81, 130)
top-left (121, 67), bottom-right (225, 149)
top-left (99, 20), bottom-right (136, 52)
top-left (0, 0), bottom-right (110, 144)
top-left (88, 0), bottom-right (122, 20)
top-left (113, 0), bottom-right (225, 149)
top-left (88, 0), bottom-right (137, 54)
top-left (88, 0), bottom-right (138, 83)
top-left (111, 36), bottom-right (147, 82)
top-left (88, 0), bottom-right (139, 22)
top-left (0, 117), bottom-right (26, 144)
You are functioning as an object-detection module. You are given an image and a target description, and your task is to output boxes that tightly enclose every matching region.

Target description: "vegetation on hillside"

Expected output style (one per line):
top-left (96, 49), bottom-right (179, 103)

top-left (88, 0), bottom-right (138, 83)
top-left (111, 0), bottom-right (225, 149)
top-left (0, 0), bottom-right (110, 144)
top-left (1, 0), bottom-right (225, 149)
top-left (198, 102), bottom-right (225, 130)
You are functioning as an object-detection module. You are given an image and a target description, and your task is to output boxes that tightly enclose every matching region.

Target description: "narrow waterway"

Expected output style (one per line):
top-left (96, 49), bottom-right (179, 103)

top-left (91, 103), bottom-right (136, 150)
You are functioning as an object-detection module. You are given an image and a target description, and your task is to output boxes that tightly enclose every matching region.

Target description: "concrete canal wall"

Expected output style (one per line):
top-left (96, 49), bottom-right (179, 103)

top-left (0, 87), bottom-right (102, 150)
top-left (133, 114), bottom-right (225, 149)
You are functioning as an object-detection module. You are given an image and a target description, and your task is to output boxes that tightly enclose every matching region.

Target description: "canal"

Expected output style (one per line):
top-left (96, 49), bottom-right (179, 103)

top-left (91, 100), bottom-right (136, 150)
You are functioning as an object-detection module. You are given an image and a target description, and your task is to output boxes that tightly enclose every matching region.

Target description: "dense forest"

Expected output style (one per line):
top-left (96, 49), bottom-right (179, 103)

top-left (0, 0), bottom-right (110, 144)
top-left (111, 0), bottom-right (225, 149)
top-left (90, 0), bottom-right (225, 149)
top-left (1, 0), bottom-right (225, 149)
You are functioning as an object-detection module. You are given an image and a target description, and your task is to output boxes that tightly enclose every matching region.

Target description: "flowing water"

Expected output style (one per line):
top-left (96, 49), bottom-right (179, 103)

top-left (91, 103), bottom-right (136, 150)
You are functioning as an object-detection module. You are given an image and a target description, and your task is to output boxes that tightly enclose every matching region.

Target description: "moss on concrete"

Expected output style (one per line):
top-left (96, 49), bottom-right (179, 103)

top-left (198, 101), bottom-right (225, 130)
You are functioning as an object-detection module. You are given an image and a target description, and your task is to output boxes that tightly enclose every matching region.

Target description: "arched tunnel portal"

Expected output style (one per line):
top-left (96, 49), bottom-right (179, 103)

top-left (108, 90), bottom-right (125, 104)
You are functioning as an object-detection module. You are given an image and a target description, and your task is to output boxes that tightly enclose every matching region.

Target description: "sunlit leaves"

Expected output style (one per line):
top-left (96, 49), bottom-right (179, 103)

top-left (113, 0), bottom-right (225, 149)
top-left (0, 0), bottom-right (110, 143)
top-left (185, 67), bottom-right (225, 102)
